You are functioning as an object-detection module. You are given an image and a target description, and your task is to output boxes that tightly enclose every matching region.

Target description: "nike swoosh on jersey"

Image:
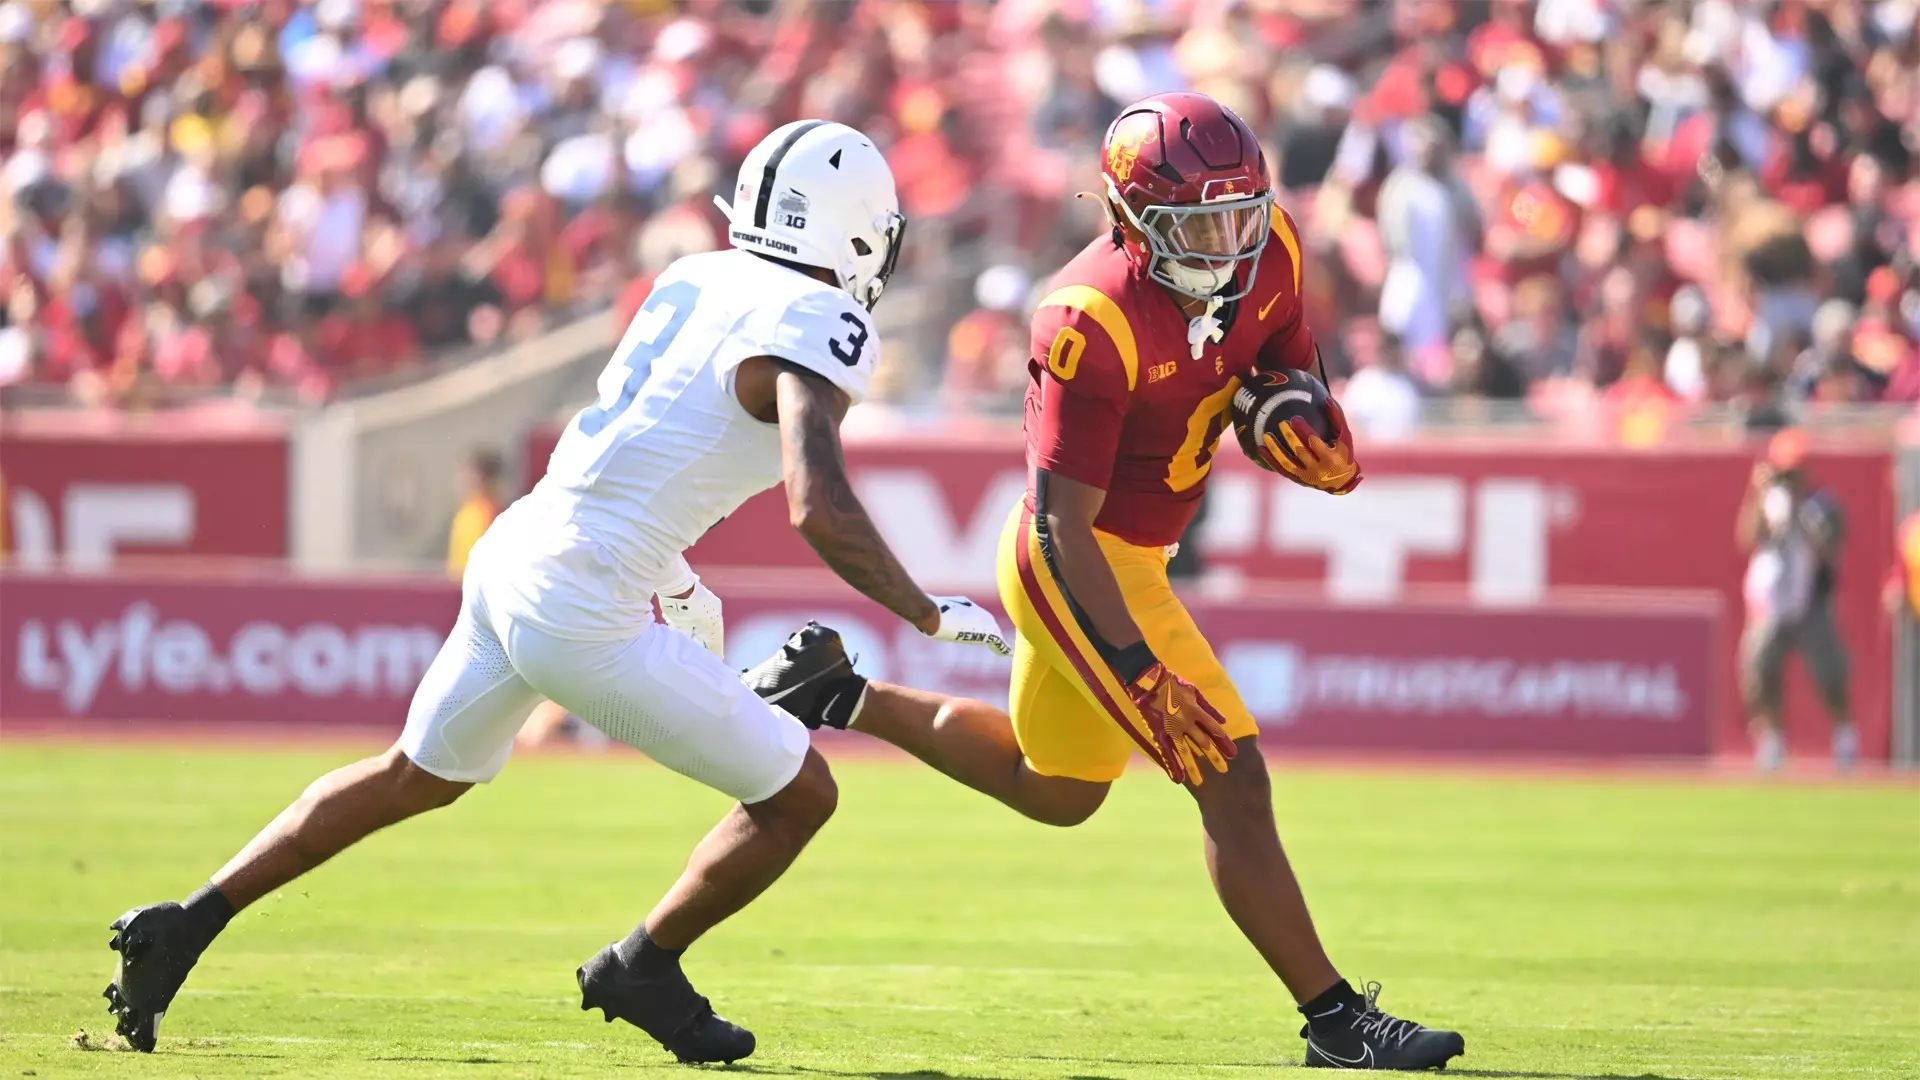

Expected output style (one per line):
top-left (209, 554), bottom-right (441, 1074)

top-left (1258, 290), bottom-right (1285, 320)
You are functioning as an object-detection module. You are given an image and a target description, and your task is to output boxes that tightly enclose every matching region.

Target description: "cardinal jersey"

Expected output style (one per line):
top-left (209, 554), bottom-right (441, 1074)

top-left (1023, 207), bottom-right (1315, 548)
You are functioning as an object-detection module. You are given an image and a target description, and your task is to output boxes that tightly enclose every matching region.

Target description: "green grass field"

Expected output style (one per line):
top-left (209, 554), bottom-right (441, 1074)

top-left (2, 741), bottom-right (1916, 1078)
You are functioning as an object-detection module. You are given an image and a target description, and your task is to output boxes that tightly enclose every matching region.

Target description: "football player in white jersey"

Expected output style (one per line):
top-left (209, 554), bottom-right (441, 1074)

top-left (102, 120), bottom-right (1011, 1065)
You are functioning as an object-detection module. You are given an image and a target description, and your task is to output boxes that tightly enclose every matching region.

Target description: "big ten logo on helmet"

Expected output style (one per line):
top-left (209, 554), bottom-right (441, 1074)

top-left (778, 189), bottom-right (810, 230)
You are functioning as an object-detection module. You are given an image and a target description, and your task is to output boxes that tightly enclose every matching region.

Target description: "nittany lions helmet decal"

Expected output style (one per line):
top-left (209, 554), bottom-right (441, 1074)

top-left (715, 120), bottom-right (907, 311)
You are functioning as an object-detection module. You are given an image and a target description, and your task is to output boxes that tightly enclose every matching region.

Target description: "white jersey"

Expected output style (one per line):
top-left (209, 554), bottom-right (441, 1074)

top-left (475, 249), bottom-right (878, 639)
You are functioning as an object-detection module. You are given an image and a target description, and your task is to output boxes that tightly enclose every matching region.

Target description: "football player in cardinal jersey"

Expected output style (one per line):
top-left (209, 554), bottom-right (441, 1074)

top-left (749, 93), bottom-right (1464, 1071)
top-left (101, 120), bottom-right (1010, 1065)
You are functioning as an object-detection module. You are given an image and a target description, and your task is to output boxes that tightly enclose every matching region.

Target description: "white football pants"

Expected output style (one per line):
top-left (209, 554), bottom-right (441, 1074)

top-left (399, 557), bottom-right (808, 804)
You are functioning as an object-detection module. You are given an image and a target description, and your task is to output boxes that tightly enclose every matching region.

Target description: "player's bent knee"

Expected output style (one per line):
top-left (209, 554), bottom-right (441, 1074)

top-left (379, 745), bottom-right (473, 814)
top-left (1191, 737), bottom-right (1271, 804)
top-left (1016, 769), bottom-right (1108, 827)
top-left (1032, 785), bottom-right (1107, 827)
top-left (1225, 736), bottom-right (1267, 774)
top-left (1029, 795), bottom-right (1103, 828)
top-left (755, 748), bottom-right (838, 836)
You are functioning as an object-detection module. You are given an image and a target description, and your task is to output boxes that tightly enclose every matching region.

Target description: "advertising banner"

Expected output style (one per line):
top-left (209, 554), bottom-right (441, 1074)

top-left (525, 428), bottom-right (1888, 760)
top-left (0, 570), bottom-right (456, 728)
top-left (1, 420), bottom-right (288, 564)
top-left (1, 568), bottom-right (1717, 758)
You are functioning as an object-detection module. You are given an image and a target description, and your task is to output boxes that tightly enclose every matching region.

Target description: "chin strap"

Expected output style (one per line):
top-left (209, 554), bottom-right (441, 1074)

top-left (1188, 296), bottom-right (1225, 360)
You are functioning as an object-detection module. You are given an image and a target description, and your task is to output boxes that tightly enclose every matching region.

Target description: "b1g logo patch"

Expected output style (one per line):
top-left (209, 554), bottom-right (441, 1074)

top-left (778, 189), bottom-right (810, 230)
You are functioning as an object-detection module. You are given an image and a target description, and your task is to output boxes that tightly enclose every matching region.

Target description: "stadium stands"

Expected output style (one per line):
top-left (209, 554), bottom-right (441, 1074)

top-left (2, 0), bottom-right (1920, 428)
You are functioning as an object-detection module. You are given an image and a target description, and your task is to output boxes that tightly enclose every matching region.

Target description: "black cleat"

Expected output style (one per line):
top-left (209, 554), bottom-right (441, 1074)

top-left (103, 903), bottom-right (210, 1052)
top-left (577, 944), bottom-right (755, 1065)
top-left (742, 621), bottom-right (864, 729)
top-left (1301, 982), bottom-right (1465, 1070)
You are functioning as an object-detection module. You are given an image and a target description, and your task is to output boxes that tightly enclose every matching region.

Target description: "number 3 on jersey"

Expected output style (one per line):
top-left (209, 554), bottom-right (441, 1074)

top-left (577, 280), bottom-right (700, 436)
top-left (829, 312), bottom-right (868, 366)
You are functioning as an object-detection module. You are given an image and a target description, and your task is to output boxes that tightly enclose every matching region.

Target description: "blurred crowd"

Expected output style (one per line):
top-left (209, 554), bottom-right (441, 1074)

top-left (0, 0), bottom-right (741, 405)
top-left (6, 0), bottom-right (1920, 431)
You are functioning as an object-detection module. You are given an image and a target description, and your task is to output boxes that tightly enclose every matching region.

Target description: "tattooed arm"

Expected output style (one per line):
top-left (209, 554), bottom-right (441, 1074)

top-left (734, 355), bottom-right (940, 633)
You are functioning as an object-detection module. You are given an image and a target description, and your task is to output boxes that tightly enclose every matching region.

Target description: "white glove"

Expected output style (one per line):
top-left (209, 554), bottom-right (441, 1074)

top-left (926, 595), bottom-right (1012, 656)
top-left (659, 578), bottom-right (725, 657)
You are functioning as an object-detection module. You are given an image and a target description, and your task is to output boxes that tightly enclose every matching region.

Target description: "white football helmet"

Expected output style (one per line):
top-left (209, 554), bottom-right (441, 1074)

top-left (714, 120), bottom-right (907, 310)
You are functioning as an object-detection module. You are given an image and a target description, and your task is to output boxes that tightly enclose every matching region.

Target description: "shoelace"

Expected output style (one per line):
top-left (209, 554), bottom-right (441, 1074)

top-left (1351, 981), bottom-right (1422, 1048)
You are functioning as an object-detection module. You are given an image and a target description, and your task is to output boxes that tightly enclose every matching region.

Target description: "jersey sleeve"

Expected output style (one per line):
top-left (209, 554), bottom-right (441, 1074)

top-left (1255, 205), bottom-right (1321, 374)
top-left (739, 287), bottom-right (880, 404)
top-left (1026, 287), bottom-right (1137, 490)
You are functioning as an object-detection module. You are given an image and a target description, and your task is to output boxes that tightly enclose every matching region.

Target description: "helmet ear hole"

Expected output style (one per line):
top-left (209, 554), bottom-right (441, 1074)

top-left (851, 237), bottom-right (872, 256)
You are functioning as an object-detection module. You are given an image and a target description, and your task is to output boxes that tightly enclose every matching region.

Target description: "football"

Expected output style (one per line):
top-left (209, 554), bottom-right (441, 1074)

top-left (1230, 368), bottom-right (1336, 473)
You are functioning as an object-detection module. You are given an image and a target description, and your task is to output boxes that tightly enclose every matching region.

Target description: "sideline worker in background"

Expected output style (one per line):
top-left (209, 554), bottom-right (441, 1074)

top-left (447, 449), bottom-right (505, 579)
top-left (1737, 429), bottom-right (1857, 772)
top-left (445, 448), bottom-right (575, 747)
top-left (1881, 509), bottom-right (1920, 754)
